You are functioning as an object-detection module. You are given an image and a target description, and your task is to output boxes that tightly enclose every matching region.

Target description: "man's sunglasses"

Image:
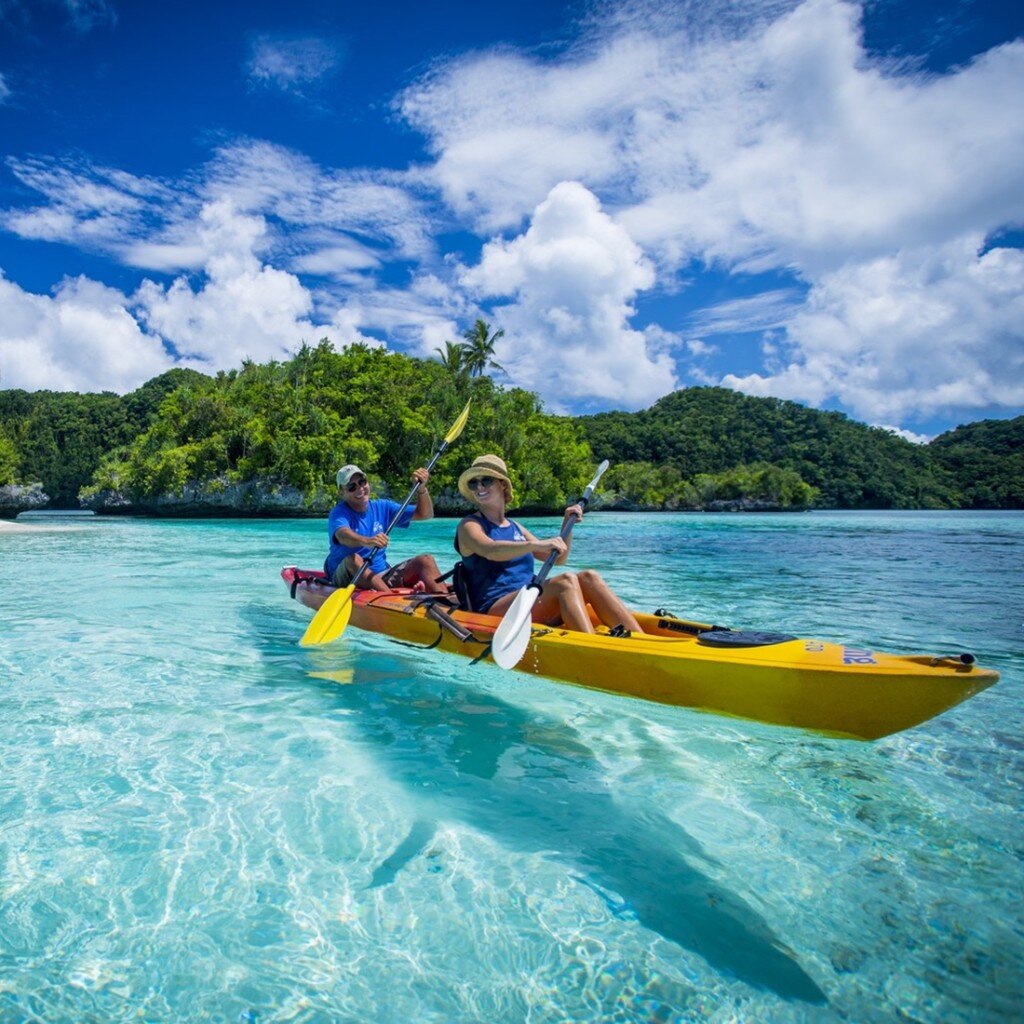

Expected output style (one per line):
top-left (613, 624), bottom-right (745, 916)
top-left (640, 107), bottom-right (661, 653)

top-left (346, 477), bottom-right (369, 492)
top-left (468, 476), bottom-right (497, 490)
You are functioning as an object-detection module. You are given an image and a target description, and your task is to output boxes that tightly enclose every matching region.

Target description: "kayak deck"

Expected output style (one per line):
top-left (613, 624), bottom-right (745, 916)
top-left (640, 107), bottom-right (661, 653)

top-left (282, 567), bottom-right (998, 740)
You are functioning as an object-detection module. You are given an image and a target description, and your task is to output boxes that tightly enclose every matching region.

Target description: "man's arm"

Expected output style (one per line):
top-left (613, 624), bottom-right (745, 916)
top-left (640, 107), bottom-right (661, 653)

top-left (410, 467), bottom-right (434, 521)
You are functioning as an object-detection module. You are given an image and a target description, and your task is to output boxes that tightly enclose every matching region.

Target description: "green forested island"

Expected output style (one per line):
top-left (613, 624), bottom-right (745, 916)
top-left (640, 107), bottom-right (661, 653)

top-left (0, 340), bottom-right (1020, 515)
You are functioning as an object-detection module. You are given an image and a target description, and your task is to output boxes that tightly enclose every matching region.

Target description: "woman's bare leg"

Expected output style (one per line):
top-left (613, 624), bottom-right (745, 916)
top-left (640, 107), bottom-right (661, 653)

top-left (485, 573), bottom-right (595, 633)
top-left (576, 569), bottom-right (642, 632)
top-left (534, 574), bottom-right (594, 633)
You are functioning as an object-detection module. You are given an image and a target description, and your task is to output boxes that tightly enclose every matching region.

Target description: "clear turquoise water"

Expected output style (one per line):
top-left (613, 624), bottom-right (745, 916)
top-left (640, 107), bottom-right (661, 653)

top-left (1, 511), bottom-right (1021, 1022)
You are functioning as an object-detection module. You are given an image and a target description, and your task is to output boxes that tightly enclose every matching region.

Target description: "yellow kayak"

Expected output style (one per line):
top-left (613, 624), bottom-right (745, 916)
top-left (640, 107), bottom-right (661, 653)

top-left (283, 568), bottom-right (998, 740)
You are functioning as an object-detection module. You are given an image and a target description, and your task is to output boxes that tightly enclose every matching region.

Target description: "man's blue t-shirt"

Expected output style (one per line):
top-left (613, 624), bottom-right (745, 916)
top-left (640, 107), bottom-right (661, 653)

top-left (326, 498), bottom-right (414, 578)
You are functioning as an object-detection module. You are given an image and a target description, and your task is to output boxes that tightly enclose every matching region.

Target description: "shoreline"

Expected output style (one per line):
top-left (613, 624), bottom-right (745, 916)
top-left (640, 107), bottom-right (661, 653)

top-left (0, 519), bottom-right (41, 533)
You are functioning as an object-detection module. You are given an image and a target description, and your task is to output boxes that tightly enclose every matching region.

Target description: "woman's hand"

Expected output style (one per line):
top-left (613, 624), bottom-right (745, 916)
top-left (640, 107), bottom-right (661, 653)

top-left (563, 503), bottom-right (584, 524)
top-left (534, 537), bottom-right (567, 558)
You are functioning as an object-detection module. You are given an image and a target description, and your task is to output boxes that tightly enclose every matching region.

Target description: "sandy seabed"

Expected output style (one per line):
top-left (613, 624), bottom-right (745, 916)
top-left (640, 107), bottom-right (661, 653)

top-left (0, 520), bottom-right (36, 533)
top-left (0, 519), bottom-right (80, 534)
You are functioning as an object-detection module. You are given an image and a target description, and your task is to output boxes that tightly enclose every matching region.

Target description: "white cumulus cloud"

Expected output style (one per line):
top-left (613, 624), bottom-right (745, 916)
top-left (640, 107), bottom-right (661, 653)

top-left (0, 201), bottom-right (362, 392)
top-left (0, 271), bottom-right (175, 392)
top-left (461, 181), bottom-right (676, 410)
top-left (399, 0), bottom-right (1024, 425)
top-left (721, 238), bottom-right (1024, 423)
top-left (134, 200), bottom-right (343, 366)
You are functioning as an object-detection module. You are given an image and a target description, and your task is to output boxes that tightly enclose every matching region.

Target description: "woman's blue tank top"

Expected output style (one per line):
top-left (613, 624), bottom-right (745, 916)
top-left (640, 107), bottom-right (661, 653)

top-left (456, 514), bottom-right (535, 613)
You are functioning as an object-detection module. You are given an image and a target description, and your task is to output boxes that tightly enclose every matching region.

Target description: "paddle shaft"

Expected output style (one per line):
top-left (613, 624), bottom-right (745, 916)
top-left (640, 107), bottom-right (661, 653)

top-left (347, 439), bottom-right (451, 588)
top-left (489, 460), bottom-right (609, 669)
top-left (527, 460), bottom-right (608, 590)
top-left (529, 493), bottom-right (591, 590)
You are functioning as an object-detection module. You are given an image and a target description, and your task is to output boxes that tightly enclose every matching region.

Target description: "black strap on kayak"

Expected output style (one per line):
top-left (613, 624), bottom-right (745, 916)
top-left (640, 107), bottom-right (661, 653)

top-left (655, 609), bottom-right (729, 635)
top-left (289, 568), bottom-right (330, 600)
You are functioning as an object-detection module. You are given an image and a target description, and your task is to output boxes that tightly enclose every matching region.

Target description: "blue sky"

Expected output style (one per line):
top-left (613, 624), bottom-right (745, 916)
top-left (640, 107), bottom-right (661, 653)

top-left (0, 0), bottom-right (1021, 439)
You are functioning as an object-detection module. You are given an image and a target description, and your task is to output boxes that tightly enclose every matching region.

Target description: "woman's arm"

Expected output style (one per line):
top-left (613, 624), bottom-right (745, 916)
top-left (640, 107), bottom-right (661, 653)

top-left (458, 518), bottom-right (566, 562)
top-left (551, 503), bottom-right (585, 565)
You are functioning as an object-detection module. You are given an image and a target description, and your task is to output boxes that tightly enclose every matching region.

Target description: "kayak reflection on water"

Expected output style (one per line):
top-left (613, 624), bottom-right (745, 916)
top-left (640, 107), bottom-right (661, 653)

top-left (296, 644), bottom-right (826, 1004)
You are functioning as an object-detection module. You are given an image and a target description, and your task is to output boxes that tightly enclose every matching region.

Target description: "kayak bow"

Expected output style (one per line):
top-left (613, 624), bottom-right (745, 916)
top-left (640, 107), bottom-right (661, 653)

top-left (283, 567), bottom-right (998, 740)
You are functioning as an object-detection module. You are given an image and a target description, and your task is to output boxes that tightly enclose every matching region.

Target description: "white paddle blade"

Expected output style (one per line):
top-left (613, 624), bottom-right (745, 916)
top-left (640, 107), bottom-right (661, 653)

top-left (585, 460), bottom-right (609, 497)
top-left (491, 587), bottom-right (540, 669)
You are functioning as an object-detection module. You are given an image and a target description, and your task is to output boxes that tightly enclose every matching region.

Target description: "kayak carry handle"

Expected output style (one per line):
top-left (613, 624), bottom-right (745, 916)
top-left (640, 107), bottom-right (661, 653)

top-left (930, 653), bottom-right (976, 667)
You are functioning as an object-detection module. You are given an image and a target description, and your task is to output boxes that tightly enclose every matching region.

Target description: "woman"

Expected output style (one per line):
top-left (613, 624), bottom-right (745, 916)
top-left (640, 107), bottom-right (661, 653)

top-left (455, 454), bottom-right (642, 635)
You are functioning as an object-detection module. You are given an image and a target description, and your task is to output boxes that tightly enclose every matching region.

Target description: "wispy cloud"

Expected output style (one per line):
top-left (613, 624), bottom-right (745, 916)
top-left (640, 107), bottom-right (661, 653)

top-left (0, 72), bottom-right (10, 105)
top-left (2, 156), bottom-right (193, 268)
top-left (246, 35), bottom-right (343, 96)
top-left (1, 142), bottom-right (437, 274)
top-left (684, 290), bottom-right (805, 336)
top-left (63, 0), bottom-right (116, 32)
top-left (204, 141), bottom-right (436, 263)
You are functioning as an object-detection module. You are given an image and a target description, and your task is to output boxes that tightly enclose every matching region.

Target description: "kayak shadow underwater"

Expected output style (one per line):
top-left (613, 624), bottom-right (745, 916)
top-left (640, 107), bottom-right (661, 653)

top-left (246, 601), bottom-right (826, 1005)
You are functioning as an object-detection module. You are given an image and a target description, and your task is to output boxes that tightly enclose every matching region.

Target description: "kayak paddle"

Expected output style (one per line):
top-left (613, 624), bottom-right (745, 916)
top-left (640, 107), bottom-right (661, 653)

top-left (491, 459), bottom-right (609, 670)
top-left (300, 399), bottom-right (471, 647)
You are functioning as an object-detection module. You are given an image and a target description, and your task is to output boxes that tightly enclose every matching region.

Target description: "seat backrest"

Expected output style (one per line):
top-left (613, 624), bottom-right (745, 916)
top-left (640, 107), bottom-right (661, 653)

top-left (451, 561), bottom-right (473, 612)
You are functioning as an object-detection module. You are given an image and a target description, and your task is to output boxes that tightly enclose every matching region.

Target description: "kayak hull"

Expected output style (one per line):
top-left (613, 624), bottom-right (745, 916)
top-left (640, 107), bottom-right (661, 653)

top-left (282, 568), bottom-right (997, 740)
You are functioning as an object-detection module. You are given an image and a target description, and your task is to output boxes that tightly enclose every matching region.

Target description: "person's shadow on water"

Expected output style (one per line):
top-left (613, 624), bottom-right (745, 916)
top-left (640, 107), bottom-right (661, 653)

top-left (247, 602), bottom-right (826, 1004)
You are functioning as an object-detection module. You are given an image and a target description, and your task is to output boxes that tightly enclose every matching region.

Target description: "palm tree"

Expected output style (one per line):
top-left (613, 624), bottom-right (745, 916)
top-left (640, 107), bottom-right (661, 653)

top-left (460, 319), bottom-right (505, 377)
top-left (434, 340), bottom-right (467, 375)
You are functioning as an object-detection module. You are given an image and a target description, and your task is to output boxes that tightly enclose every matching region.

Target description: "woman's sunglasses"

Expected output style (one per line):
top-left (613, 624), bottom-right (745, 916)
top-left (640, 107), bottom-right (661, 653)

top-left (346, 477), bottom-right (369, 492)
top-left (468, 476), bottom-right (496, 490)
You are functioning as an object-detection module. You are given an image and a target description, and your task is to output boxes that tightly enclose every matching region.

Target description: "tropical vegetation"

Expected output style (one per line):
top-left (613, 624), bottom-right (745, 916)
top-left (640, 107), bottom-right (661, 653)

top-left (0, 338), bottom-right (1020, 514)
top-left (928, 417), bottom-right (1024, 508)
top-left (0, 422), bottom-right (18, 485)
top-left (77, 340), bottom-right (591, 513)
top-left (433, 320), bottom-right (505, 381)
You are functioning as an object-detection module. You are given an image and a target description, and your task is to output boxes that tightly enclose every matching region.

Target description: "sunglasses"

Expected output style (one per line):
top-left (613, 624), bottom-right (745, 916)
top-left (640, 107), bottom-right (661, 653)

top-left (346, 477), bottom-right (368, 492)
top-left (468, 476), bottom-right (497, 490)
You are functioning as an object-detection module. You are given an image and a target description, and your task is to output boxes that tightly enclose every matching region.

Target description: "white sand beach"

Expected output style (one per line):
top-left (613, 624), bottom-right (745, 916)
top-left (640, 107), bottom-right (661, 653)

top-left (0, 519), bottom-right (83, 534)
top-left (0, 519), bottom-right (41, 533)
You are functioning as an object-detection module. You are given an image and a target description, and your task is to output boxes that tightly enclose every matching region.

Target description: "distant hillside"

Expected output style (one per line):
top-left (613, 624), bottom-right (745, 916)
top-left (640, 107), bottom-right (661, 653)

top-left (929, 416), bottom-right (1024, 508)
top-left (0, 369), bottom-right (209, 505)
top-left (579, 388), bottom-right (957, 508)
top-left (0, 356), bottom-right (1019, 513)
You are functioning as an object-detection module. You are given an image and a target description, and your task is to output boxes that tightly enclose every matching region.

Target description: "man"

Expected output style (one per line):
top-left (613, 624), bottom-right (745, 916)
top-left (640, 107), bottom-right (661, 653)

top-left (326, 464), bottom-right (448, 593)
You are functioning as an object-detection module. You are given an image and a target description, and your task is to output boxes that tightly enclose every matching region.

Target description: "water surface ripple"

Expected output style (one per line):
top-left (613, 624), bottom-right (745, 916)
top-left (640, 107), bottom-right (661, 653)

top-left (1, 511), bottom-right (1020, 1022)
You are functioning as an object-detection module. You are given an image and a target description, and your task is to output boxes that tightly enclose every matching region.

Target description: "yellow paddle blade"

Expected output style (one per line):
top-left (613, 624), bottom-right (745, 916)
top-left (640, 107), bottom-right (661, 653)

top-left (444, 400), bottom-right (472, 444)
top-left (307, 669), bottom-right (356, 686)
top-left (300, 585), bottom-right (355, 647)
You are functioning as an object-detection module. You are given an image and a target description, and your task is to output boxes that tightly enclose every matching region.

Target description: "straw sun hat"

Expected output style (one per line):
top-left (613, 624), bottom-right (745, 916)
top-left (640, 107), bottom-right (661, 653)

top-left (458, 454), bottom-right (514, 504)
